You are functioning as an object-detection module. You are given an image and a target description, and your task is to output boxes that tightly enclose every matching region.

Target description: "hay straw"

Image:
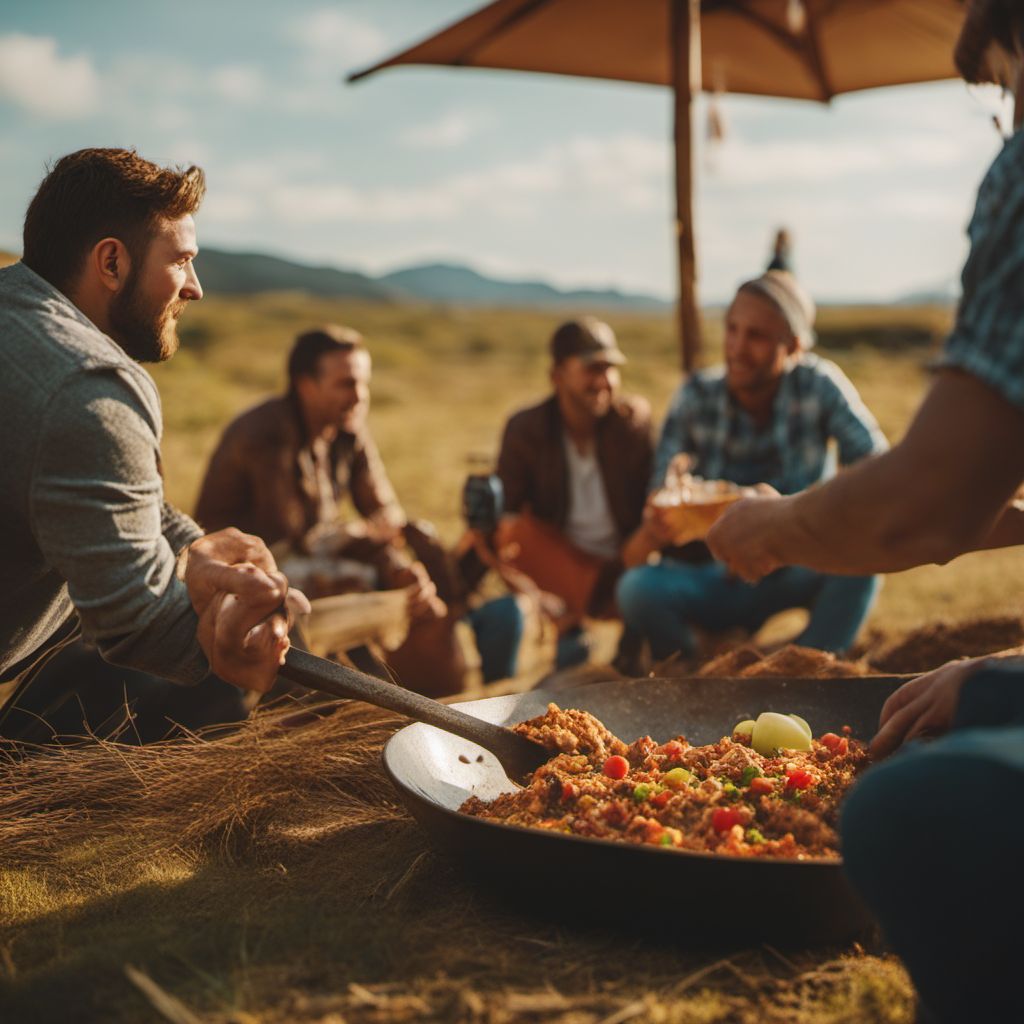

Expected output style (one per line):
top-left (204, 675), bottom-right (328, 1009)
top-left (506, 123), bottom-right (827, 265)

top-left (0, 698), bottom-right (404, 869)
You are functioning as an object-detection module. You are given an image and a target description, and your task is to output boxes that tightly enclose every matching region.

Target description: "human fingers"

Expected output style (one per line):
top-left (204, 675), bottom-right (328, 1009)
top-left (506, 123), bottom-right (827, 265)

top-left (878, 672), bottom-right (936, 729)
top-left (191, 528), bottom-right (279, 574)
top-left (870, 691), bottom-right (933, 759)
top-left (407, 578), bottom-right (445, 620)
top-left (207, 592), bottom-right (288, 693)
top-left (193, 561), bottom-right (284, 613)
top-left (284, 586), bottom-right (312, 619)
top-left (185, 530), bottom-right (283, 614)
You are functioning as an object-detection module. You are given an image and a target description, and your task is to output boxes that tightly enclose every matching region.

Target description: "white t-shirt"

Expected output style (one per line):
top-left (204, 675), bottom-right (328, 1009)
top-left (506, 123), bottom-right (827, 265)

top-left (562, 434), bottom-right (620, 560)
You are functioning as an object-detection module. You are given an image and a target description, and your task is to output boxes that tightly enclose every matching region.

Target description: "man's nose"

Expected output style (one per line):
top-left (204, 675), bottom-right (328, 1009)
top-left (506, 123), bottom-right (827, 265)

top-left (183, 262), bottom-right (203, 301)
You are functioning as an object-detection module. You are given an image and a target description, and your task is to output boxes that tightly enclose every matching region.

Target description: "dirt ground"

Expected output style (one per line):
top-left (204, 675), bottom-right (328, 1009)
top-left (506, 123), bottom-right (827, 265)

top-left (3, 614), bottom-right (1022, 1023)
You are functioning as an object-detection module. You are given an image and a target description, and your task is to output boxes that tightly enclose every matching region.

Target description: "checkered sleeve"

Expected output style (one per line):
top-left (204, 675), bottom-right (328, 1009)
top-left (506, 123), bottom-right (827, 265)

top-left (815, 359), bottom-right (888, 465)
top-left (651, 380), bottom-right (696, 491)
top-left (938, 132), bottom-right (1024, 413)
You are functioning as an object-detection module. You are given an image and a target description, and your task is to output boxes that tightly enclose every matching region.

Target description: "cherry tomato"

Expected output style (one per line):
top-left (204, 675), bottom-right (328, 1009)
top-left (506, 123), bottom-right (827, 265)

top-left (560, 782), bottom-right (577, 802)
top-left (712, 807), bottom-right (743, 832)
top-left (603, 755), bottom-right (629, 780)
top-left (748, 776), bottom-right (775, 796)
top-left (785, 769), bottom-right (814, 791)
top-left (651, 790), bottom-right (672, 809)
top-left (821, 733), bottom-right (850, 756)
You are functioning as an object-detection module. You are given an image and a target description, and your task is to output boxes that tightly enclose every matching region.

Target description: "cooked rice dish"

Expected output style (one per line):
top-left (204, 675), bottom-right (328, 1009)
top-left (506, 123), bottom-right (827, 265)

top-left (460, 704), bottom-right (869, 859)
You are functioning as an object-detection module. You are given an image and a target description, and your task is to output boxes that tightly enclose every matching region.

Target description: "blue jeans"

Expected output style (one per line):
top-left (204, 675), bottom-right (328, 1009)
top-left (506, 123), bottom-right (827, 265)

top-left (616, 560), bottom-right (879, 659)
top-left (841, 664), bottom-right (1024, 1024)
top-left (466, 594), bottom-right (524, 683)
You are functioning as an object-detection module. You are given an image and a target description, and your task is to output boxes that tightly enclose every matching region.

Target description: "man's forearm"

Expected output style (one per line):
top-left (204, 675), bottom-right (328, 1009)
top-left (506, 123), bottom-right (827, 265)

top-left (763, 454), bottom-right (956, 574)
top-left (762, 373), bottom-right (1024, 575)
top-left (970, 504), bottom-right (1024, 552)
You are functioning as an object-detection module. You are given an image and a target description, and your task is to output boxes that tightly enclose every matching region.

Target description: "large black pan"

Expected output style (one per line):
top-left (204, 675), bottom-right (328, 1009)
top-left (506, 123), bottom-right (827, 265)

top-left (382, 674), bottom-right (907, 945)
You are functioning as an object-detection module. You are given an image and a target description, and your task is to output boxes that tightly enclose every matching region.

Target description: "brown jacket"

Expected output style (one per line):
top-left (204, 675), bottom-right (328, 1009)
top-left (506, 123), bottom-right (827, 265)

top-left (194, 394), bottom-right (402, 548)
top-left (496, 393), bottom-right (654, 546)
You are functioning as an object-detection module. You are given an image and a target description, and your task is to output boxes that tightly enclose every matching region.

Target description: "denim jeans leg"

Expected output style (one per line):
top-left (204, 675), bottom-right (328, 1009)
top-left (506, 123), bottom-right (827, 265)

top-left (841, 727), bottom-right (1024, 1024)
top-left (796, 572), bottom-right (880, 653)
top-left (466, 595), bottom-right (524, 683)
top-left (616, 562), bottom-right (720, 660)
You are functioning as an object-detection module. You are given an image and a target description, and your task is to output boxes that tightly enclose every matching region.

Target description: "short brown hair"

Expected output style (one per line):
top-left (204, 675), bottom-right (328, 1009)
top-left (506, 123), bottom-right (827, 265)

top-left (288, 324), bottom-right (366, 391)
top-left (22, 147), bottom-right (206, 293)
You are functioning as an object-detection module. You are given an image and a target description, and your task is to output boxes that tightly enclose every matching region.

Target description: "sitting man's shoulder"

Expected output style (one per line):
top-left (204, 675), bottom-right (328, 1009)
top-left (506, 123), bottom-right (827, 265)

top-left (790, 352), bottom-right (858, 393)
top-left (501, 395), bottom-right (557, 438)
top-left (673, 365), bottom-right (727, 403)
top-left (221, 395), bottom-right (298, 448)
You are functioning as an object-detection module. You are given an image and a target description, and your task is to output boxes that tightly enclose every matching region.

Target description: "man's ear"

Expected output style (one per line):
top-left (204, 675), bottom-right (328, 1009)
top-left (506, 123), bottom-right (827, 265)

top-left (90, 237), bottom-right (132, 294)
top-left (785, 334), bottom-right (800, 358)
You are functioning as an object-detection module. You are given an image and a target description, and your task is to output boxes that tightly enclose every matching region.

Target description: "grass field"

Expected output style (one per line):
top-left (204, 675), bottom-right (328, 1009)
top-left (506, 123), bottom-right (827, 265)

top-left (3, 293), bottom-right (1020, 1023)
top-left (155, 294), bottom-right (1024, 636)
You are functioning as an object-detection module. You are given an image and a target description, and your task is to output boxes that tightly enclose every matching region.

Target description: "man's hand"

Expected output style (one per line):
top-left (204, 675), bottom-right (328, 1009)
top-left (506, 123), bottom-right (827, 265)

top-left (870, 658), bottom-right (983, 759)
top-left (394, 561), bottom-right (446, 621)
top-left (706, 491), bottom-right (787, 583)
top-left (184, 528), bottom-right (311, 692)
top-left (641, 501), bottom-right (680, 548)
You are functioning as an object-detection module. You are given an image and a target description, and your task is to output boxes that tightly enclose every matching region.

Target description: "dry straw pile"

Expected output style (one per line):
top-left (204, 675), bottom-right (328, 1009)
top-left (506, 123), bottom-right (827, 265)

top-left (0, 692), bottom-right (922, 1023)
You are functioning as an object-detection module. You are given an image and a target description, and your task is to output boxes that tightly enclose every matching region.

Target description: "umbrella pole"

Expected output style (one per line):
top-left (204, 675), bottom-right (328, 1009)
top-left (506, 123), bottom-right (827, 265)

top-left (672, 0), bottom-right (702, 373)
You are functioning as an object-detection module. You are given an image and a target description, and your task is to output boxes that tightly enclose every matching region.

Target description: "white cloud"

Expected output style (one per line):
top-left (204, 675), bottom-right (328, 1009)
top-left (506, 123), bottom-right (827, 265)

top-left (210, 64), bottom-right (267, 104)
top-left (288, 9), bottom-right (388, 74)
top-left (0, 34), bottom-right (99, 118)
top-left (705, 132), bottom-right (964, 187)
top-left (201, 133), bottom-right (671, 231)
top-left (400, 111), bottom-right (488, 149)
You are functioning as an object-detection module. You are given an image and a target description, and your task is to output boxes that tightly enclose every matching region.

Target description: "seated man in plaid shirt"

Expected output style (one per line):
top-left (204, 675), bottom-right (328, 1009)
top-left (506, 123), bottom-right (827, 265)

top-left (616, 270), bottom-right (887, 663)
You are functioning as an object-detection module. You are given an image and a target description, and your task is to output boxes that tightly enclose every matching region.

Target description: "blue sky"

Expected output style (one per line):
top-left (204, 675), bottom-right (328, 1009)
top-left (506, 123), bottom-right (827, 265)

top-left (0, 0), bottom-right (1013, 302)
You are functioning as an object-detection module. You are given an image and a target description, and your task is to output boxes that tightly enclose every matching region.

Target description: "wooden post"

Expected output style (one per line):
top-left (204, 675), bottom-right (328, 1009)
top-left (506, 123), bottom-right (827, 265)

top-left (671, 0), bottom-right (702, 372)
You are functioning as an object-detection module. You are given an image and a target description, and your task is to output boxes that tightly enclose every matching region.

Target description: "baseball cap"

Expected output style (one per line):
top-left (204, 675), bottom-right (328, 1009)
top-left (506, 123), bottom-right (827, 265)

top-left (549, 317), bottom-right (626, 365)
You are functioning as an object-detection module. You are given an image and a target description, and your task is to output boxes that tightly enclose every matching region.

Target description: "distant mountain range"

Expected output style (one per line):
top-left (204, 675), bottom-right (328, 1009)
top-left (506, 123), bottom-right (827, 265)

top-left (191, 248), bottom-right (672, 311)
top-left (0, 245), bottom-right (957, 309)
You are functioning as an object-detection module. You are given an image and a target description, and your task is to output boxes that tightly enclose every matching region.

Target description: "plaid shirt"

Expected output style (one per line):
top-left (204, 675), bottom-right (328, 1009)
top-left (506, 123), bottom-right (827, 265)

top-left (653, 353), bottom-right (887, 495)
top-left (937, 130), bottom-right (1024, 411)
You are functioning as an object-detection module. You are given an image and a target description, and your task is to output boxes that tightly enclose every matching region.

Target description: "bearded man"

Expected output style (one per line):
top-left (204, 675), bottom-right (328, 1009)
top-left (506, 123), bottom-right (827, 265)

top-left (492, 318), bottom-right (654, 668)
top-left (0, 148), bottom-right (305, 744)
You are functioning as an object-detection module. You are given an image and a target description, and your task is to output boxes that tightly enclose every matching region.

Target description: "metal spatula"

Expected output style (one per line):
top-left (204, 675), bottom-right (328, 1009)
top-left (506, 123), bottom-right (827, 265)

top-left (278, 646), bottom-right (549, 781)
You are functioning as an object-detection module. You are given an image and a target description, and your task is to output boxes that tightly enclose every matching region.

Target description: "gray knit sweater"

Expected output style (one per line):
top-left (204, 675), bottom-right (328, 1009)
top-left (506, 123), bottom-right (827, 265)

top-left (0, 261), bottom-right (207, 705)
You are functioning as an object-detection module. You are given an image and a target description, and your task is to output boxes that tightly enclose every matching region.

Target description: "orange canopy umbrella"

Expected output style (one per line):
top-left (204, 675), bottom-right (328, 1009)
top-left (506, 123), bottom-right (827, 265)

top-left (350, 0), bottom-right (966, 369)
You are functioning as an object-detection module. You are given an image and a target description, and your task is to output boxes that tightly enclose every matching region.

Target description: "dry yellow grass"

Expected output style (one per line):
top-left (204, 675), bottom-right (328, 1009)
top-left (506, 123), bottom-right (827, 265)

top-left (154, 294), bottom-right (1023, 636)
top-left (1, 294), bottom-right (1012, 1023)
top-left (0, 700), bottom-right (918, 1024)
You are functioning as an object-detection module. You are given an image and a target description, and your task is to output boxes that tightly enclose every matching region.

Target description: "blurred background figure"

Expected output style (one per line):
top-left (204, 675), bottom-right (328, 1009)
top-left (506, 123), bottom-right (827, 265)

top-left (617, 271), bottom-right (886, 667)
top-left (196, 325), bottom-right (521, 697)
top-left (490, 318), bottom-right (653, 672)
top-left (766, 227), bottom-right (794, 273)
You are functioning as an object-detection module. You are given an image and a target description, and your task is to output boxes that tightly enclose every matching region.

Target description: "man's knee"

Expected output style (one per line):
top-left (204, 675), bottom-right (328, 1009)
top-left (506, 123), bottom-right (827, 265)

top-left (842, 746), bottom-right (1013, 901)
top-left (615, 566), bottom-right (663, 622)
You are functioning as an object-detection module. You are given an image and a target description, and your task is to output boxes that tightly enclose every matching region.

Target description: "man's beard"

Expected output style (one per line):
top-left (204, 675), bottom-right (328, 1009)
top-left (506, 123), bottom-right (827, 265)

top-left (109, 271), bottom-right (184, 363)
